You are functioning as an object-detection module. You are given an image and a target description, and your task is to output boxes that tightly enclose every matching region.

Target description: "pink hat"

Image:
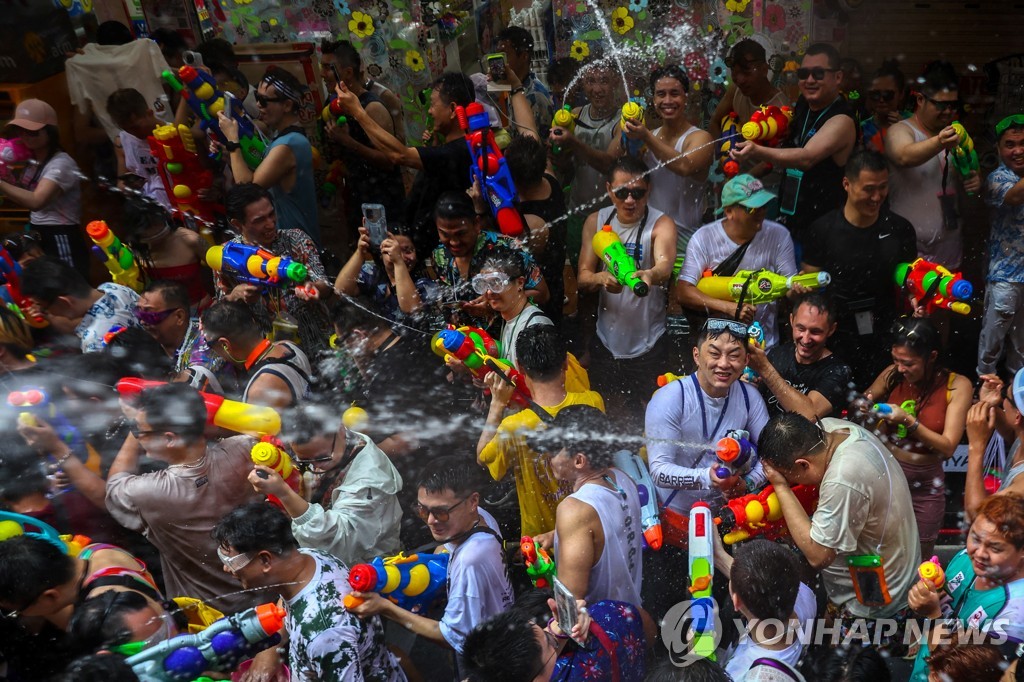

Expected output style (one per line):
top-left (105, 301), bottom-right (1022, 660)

top-left (6, 100), bottom-right (58, 132)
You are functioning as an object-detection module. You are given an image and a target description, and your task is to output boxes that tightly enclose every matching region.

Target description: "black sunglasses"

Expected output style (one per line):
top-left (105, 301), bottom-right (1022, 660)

top-left (612, 187), bottom-right (647, 201)
top-left (796, 67), bottom-right (839, 81)
top-left (867, 90), bottom-right (897, 102)
top-left (255, 94), bottom-right (287, 106)
top-left (921, 94), bottom-right (961, 112)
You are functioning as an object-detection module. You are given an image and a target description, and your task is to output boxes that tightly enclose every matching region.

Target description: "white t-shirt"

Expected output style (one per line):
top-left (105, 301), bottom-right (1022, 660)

top-left (23, 152), bottom-right (81, 226)
top-left (810, 418), bottom-right (920, 618)
top-left (118, 131), bottom-right (170, 209)
top-left (440, 508), bottom-right (515, 653)
top-left (679, 219), bottom-right (796, 347)
top-left (75, 283), bottom-right (141, 353)
top-left (725, 582), bottom-right (816, 679)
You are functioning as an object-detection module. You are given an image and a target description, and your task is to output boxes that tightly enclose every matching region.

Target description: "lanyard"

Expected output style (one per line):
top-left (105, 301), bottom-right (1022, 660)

top-left (691, 373), bottom-right (729, 441)
top-left (605, 207), bottom-right (650, 271)
top-left (798, 97), bottom-right (839, 147)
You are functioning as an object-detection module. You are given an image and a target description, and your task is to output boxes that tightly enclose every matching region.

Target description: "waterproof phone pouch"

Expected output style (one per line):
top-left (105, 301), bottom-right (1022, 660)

top-left (847, 554), bottom-right (892, 607)
top-left (779, 168), bottom-right (803, 216)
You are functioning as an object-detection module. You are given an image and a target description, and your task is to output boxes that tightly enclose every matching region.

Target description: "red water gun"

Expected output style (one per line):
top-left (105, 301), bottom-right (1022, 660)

top-left (741, 105), bottom-right (794, 147)
top-left (894, 258), bottom-right (973, 315)
top-left (455, 102), bottom-right (525, 237)
top-left (149, 123), bottom-right (222, 227)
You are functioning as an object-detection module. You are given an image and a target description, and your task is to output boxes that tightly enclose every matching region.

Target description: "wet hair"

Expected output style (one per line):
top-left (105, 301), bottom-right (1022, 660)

top-left (805, 43), bottom-right (841, 70)
top-left (135, 383), bottom-right (208, 445)
top-left (645, 657), bottom-right (732, 681)
top-left (0, 535), bottom-right (75, 608)
top-left (197, 38), bottom-right (238, 70)
top-left (649, 64), bottom-right (690, 93)
top-left (417, 455), bottom-right (483, 498)
top-left (728, 39), bottom-right (767, 65)
top-left (496, 26), bottom-right (534, 54)
top-left (926, 643), bottom-right (1005, 681)
top-left (22, 256), bottom-right (92, 304)
top-left (106, 89), bottom-right (149, 128)
top-left (60, 352), bottom-right (127, 400)
top-left (463, 610), bottom-right (541, 682)
top-left (883, 317), bottom-right (947, 406)
top-left (68, 590), bottom-right (152, 651)
top-left (844, 148), bottom-right (888, 180)
top-left (329, 295), bottom-right (389, 335)
top-left (695, 322), bottom-right (749, 348)
top-left (607, 155), bottom-right (650, 183)
top-left (480, 246), bottom-right (527, 281)
top-left (200, 300), bottom-right (261, 344)
top-left (529, 405), bottom-right (618, 470)
top-left (321, 39), bottom-right (361, 72)
top-left (150, 28), bottom-right (186, 55)
top-left (730, 540), bottom-right (800, 621)
top-left (873, 58), bottom-right (906, 94)
top-left (226, 183), bottom-right (274, 224)
top-left (975, 493), bottom-right (1024, 549)
top-left (798, 644), bottom-right (891, 682)
top-left (0, 305), bottom-right (33, 358)
top-left (0, 451), bottom-right (49, 504)
top-left (511, 588), bottom-right (554, 625)
top-left (504, 135), bottom-right (547, 187)
top-left (918, 60), bottom-right (959, 97)
top-left (432, 72), bottom-right (474, 108)
top-left (60, 653), bottom-right (139, 682)
top-left (792, 290), bottom-right (838, 326)
top-left (434, 191), bottom-right (477, 222)
top-left (121, 198), bottom-right (171, 245)
top-left (143, 279), bottom-right (191, 314)
top-left (97, 21), bottom-right (134, 46)
top-left (516, 325), bottom-right (567, 382)
top-left (105, 327), bottom-right (174, 380)
top-left (212, 501), bottom-right (299, 556)
top-left (758, 412), bottom-right (825, 471)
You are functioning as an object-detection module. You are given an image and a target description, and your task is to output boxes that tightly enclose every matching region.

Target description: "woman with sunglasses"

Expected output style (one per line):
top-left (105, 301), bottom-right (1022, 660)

top-left (864, 317), bottom-right (972, 560)
top-left (0, 100), bottom-right (88, 274)
top-left (474, 248), bottom-right (552, 368)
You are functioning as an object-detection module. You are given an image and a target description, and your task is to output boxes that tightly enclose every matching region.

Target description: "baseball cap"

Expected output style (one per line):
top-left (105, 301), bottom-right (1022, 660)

top-left (6, 99), bottom-right (58, 132)
top-left (721, 173), bottom-right (777, 210)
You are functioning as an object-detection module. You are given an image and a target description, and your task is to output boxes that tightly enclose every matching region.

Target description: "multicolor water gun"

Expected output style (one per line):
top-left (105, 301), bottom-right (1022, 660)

top-left (521, 536), bottom-right (556, 588)
top-left (950, 121), bottom-right (979, 195)
top-left (321, 98), bottom-right (348, 126)
top-left (741, 105), bottom-right (794, 147)
top-left (871, 400), bottom-right (917, 439)
top-left (115, 377), bottom-right (281, 437)
top-left (718, 111), bottom-right (742, 179)
top-left (619, 100), bottom-right (646, 158)
top-left (742, 322), bottom-right (765, 383)
top-left (613, 450), bottom-right (663, 550)
top-left (250, 437), bottom-right (301, 507)
top-left (430, 325), bottom-right (532, 406)
top-left (593, 224), bottom-right (649, 297)
top-left (0, 510), bottom-right (66, 551)
top-left (918, 555), bottom-right (946, 590)
top-left (455, 102), bottom-right (525, 237)
top-left (656, 372), bottom-right (683, 387)
top-left (125, 603), bottom-right (285, 682)
top-left (0, 138), bottom-right (31, 183)
top-left (714, 429), bottom-right (756, 480)
top-left (205, 242), bottom-right (309, 291)
top-left (716, 484), bottom-right (818, 545)
top-left (343, 551), bottom-right (450, 613)
top-left (0, 244), bottom-right (46, 327)
top-left (149, 123), bottom-right (222, 226)
top-left (688, 502), bottom-right (717, 660)
top-left (551, 105), bottom-right (575, 154)
top-left (8, 387), bottom-right (86, 455)
top-left (163, 66), bottom-right (266, 170)
top-left (86, 221), bottom-right (144, 293)
top-left (894, 258), bottom-right (972, 315)
top-left (697, 269), bottom-right (831, 305)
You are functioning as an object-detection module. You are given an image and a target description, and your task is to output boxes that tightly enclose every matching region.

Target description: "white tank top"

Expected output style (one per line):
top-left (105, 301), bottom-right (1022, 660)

top-left (555, 468), bottom-right (643, 606)
top-left (568, 105), bottom-right (621, 210)
top-left (595, 205), bottom-right (667, 358)
top-left (645, 126), bottom-right (707, 244)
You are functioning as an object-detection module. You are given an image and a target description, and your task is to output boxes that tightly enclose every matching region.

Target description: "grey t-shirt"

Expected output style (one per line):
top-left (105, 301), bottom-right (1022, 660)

top-left (810, 418), bottom-right (920, 618)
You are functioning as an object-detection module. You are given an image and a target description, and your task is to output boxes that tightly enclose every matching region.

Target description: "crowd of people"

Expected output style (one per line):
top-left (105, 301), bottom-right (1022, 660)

top-left (0, 18), bottom-right (1021, 682)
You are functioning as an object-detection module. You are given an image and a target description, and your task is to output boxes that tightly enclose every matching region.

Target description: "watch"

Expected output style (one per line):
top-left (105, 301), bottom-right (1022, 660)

top-left (224, 140), bottom-right (241, 152)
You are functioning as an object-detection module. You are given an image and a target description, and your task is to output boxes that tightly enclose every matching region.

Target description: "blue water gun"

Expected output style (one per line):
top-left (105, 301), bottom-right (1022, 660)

top-left (344, 551), bottom-right (449, 613)
top-left (204, 242), bottom-right (310, 291)
top-left (8, 387), bottom-right (86, 456)
top-left (455, 102), bottom-right (525, 237)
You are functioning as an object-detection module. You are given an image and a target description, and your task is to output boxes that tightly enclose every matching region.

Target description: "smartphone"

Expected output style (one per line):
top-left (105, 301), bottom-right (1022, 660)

top-left (486, 52), bottom-right (508, 82)
top-left (183, 50), bottom-right (204, 68)
top-left (362, 203), bottom-right (387, 247)
top-left (552, 576), bottom-right (583, 645)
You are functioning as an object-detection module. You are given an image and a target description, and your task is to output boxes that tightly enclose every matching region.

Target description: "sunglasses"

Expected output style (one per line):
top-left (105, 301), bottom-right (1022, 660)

top-left (867, 90), bottom-right (897, 102)
top-left (414, 495), bottom-right (470, 522)
top-left (796, 67), bottom-right (838, 81)
top-left (612, 187), bottom-right (648, 201)
top-left (471, 272), bottom-right (512, 295)
top-left (217, 546), bottom-right (256, 573)
top-left (134, 306), bottom-right (180, 327)
top-left (702, 318), bottom-right (750, 338)
top-left (255, 94), bottom-right (287, 106)
top-left (128, 421), bottom-right (163, 439)
top-left (921, 94), bottom-right (960, 112)
top-left (996, 114), bottom-right (1024, 137)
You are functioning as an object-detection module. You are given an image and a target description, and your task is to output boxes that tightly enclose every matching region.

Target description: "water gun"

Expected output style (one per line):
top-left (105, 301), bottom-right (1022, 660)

top-left (593, 224), bottom-right (649, 297)
top-left (871, 400), bottom-right (917, 439)
top-left (343, 551), bottom-right (449, 613)
top-left (696, 269), bottom-right (831, 305)
top-left (613, 450), bottom-right (663, 550)
top-left (551, 105), bottom-right (575, 154)
top-left (0, 510), bottom-right (66, 551)
top-left (717, 484), bottom-right (818, 545)
top-left (950, 121), bottom-right (979, 194)
top-left (8, 387), bottom-right (86, 455)
top-left (163, 66), bottom-right (266, 170)
top-left (741, 105), bottom-right (794, 147)
top-left (250, 437), bottom-right (301, 506)
top-left (894, 258), bottom-right (972, 315)
top-left (321, 98), bottom-right (348, 126)
top-left (521, 536), bottom-right (556, 588)
top-left (115, 377), bottom-right (281, 437)
top-left (430, 325), bottom-right (532, 407)
top-left (205, 242), bottom-right (309, 290)
top-left (0, 138), bottom-right (31, 183)
top-left (742, 322), bottom-right (765, 382)
top-left (619, 100), bottom-right (646, 158)
top-left (125, 603), bottom-right (285, 682)
top-left (718, 111), bottom-right (742, 179)
top-left (86, 221), bottom-right (144, 293)
top-left (656, 372), bottom-right (683, 387)
top-left (714, 429), bottom-right (756, 480)
top-left (919, 555), bottom-right (946, 590)
top-left (688, 502), bottom-right (717, 660)
top-left (0, 244), bottom-right (46, 327)
top-left (149, 123), bottom-right (222, 226)
top-left (455, 102), bottom-right (525, 237)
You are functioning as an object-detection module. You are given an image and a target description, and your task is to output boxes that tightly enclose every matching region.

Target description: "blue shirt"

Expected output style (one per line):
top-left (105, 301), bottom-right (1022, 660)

top-left (985, 163), bottom-right (1024, 283)
top-left (267, 131), bottom-right (320, 245)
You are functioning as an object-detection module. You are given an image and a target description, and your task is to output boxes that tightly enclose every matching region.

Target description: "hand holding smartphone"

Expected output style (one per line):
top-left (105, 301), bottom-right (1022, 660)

top-left (552, 577), bottom-right (585, 646)
top-left (362, 203), bottom-right (387, 248)
top-left (486, 53), bottom-right (511, 92)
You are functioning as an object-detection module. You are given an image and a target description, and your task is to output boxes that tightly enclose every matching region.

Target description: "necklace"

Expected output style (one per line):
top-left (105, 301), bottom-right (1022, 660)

top-left (168, 454), bottom-right (208, 470)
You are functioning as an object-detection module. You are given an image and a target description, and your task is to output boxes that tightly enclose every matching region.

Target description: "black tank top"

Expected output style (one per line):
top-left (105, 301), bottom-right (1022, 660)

top-left (519, 174), bottom-right (566, 322)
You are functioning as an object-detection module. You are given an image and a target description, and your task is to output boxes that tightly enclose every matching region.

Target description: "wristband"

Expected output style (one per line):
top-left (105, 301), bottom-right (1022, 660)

top-left (224, 140), bottom-right (241, 152)
top-left (906, 419), bottom-right (920, 434)
top-left (546, 617), bottom-right (569, 639)
top-left (511, 86), bottom-right (525, 96)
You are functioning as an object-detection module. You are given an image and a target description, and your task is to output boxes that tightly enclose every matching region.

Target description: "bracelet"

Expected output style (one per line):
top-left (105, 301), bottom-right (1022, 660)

top-left (511, 86), bottom-right (525, 96)
top-left (546, 617), bottom-right (569, 639)
top-left (906, 419), bottom-right (921, 434)
top-left (55, 449), bottom-right (74, 468)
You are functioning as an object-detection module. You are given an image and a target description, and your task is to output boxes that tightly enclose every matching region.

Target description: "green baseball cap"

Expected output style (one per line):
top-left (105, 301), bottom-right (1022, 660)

top-left (721, 173), bottom-right (777, 210)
